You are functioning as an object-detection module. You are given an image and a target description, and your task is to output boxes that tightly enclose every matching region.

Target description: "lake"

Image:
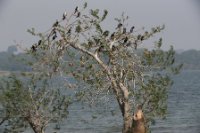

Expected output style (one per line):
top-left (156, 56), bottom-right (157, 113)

top-left (49, 70), bottom-right (200, 133)
top-left (1, 70), bottom-right (200, 133)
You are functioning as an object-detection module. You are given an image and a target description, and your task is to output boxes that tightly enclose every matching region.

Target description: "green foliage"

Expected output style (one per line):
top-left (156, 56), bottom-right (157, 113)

top-left (0, 73), bottom-right (71, 132)
top-left (5, 3), bottom-right (182, 132)
top-left (90, 9), bottom-right (100, 19)
top-left (27, 2), bottom-right (180, 117)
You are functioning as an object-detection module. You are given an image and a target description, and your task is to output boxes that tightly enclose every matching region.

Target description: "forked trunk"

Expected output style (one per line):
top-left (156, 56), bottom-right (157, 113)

top-left (31, 125), bottom-right (45, 133)
top-left (26, 117), bottom-right (46, 133)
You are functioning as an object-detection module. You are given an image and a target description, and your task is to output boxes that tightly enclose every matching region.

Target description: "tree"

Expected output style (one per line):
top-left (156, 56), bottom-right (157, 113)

top-left (0, 73), bottom-right (71, 133)
top-left (25, 3), bottom-right (182, 133)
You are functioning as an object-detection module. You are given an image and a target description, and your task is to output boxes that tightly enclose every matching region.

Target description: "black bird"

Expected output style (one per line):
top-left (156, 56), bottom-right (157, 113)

top-left (63, 12), bottom-right (67, 20)
top-left (110, 32), bottom-right (115, 40)
top-left (116, 23), bottom-right (122, 29)
top-left (53, 20), bottom-right (59, 27)
top-left (123, 28), bottom-right (126, 34)
top-left (140, 36), bottom-right (144, 41)
top-left (52, 34), bottom-right (57, 40)
top-left (77, 12), bottom-right (81, 18)
top-left (31, 45), bottom-right (36, 52)
top-left (67, 27), bottom-right (72, 34)
top-left (52, 31), bottom-right (57, 40)
top-left (74, 6), bottom-right (78, 14)
top-left (38, 40), bottom-right (42, 46)
top-left (123, 37), bottom-right (128, 44)
top-left (103, 30), bottom-right (109, 37)
top-left (130, 26), bottom-right (135, 33)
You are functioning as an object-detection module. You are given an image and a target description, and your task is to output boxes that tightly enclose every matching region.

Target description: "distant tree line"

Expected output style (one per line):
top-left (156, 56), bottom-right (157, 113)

top-left (0, 45), bottom-right (31, 71)
top-left (0, 46), bottom-right (198, 71)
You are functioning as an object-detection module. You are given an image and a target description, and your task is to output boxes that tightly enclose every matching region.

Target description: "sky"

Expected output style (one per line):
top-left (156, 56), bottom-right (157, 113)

top-left (0, 0), bottom-right (200, 52)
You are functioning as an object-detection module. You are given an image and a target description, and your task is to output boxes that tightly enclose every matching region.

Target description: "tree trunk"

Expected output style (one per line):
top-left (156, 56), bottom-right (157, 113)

top-left (26, 117), bottom-right (45, 133)
top-left (122, 102), bottom-right (132, 133)
top-left (118, 83), bottom-right (133, 133)
top-left (31, 125), bottom-right (45, 133)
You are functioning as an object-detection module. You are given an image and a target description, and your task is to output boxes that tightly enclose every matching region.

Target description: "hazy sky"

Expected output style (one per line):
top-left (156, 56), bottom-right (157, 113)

top-left (0, 0), bottom-right (200, 51)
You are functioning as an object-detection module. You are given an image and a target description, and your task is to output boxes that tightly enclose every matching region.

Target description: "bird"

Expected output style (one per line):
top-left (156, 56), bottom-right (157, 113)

top-left (53, 20), bottom-right (59, 27)
top-left (116, 23), bottom-right (123, 29)
top-left (67, 27), bottom-right (72, 34)
top-left (38, 40), bottom-right (42, 46)
top-left (140, 36), bottom-right (144, 41)
top-left (123, 28), bottom-right (126, 34)
top-left (123, 37), bottom-right (128, 44)
top-left (130, 26), bottom-right (135, 33)
top-left (103, 30), bottom-right (109, 37)
top-left (74, 6), bottom-right (78, 14)
top-left (52, 34), bottom-right (57, 40)
top-left (77, 12), bottom-right (81, 18)
top-left (110, 32), bottom-right (115, 40)
top-left (31, 45), bottom-right (36, 52)
top-left (52, 31), bottom-right (57, 40)
top-left (63, 11), bottom-right (67, 20)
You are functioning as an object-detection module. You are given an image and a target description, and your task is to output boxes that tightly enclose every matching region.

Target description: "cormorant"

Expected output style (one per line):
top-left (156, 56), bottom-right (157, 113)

top-left (110, 32), bottom-right (115, 40)
top-left (123, 28), bottom-right (126, 34)
top-left (63, 12), bottom-right (67, 20)
top-left (130, 26), bottom-right (135, 33)
top-left (74, 6), bottom-right (78, 14)
top-left (123, 37), bottom-right (128, 44)
top-left (116, 23), bottom-right (123, 29)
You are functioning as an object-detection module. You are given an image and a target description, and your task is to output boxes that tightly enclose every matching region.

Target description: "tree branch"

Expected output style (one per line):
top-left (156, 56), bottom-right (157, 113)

top-left (69, 43), bottom-right (125, 108)
top-left (0, 116), bottom-right (8, 125)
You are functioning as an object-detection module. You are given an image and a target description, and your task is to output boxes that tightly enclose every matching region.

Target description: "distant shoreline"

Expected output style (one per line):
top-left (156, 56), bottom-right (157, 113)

top-left (0, 71), bottom-right (10, 76)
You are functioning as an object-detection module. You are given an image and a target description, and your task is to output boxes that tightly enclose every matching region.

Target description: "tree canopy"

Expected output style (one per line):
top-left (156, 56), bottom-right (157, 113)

top-left (0, 3), bottom-right (182, 133)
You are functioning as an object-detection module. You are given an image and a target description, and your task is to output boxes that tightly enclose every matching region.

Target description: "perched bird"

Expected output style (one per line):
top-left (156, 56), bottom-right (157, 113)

top-left (38, 40), bottom-right (42, 46)
top-left (31, 45), bottom-right (36, 52)
top-left (103, 30), bottom-right (109, 37)
top-left (53, 20), bottom-right (59, 27)
top-left (52, 31), bottom-right (57, 40)
top-left (63, 11), bottom-right (67, 20)
top-left (67, 27), bottom-right (72, 34)
top-left (140, 36), bottom-right (144, 41)
top-left (110, 32), bottom-right (115, 40)
top-left (116, 23), bottom-right (123, 29)
top-left (52, 33), bottom-right (57, 40)
top-left (74, 6), bottom-right (78, 14)
top-left (77, 12), bottom-right (81, 18)
top-left (123, 27), bottom-right (126, 34)
top-left (130, 26), bottom-right (135, 33)
top-left (123, 37), bottom-right (128, 44)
